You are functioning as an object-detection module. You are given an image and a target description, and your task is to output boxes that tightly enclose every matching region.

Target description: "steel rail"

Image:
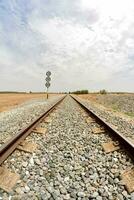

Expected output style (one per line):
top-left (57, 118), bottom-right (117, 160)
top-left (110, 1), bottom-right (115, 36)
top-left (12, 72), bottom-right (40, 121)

top-left (71, 95), bottom-right (134, 160)
top-left (0, 95), bottom-right (66, 165)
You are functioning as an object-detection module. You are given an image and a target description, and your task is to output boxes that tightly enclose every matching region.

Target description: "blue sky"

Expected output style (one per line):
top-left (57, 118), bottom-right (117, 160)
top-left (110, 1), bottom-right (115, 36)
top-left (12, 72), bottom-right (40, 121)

top-left (0, 0), bottom-right (134, 92)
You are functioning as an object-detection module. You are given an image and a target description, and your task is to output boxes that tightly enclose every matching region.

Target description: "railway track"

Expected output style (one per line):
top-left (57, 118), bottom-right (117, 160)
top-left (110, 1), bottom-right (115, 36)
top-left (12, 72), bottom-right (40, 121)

top-left (0, 95), bottom-right (134, 199)
top-left (71, 95), bottom-right (134, 160)
top-left (0, 95), bottom-right (66, 165)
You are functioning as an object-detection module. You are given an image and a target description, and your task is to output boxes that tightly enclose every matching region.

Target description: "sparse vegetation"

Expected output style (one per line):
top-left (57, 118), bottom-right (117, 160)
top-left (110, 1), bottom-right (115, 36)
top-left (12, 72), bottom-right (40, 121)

top-left (125, 112), bottom-right (134, 118)
top-left (99, 89), bottom-right (107, 94)
top-left (0, 91), bottom-right (27, 94)
top-left (112, 104), bottom-right (119, 112)
top-left (79, 93), bottom-right (134, 118)
top-left (71, 90), bottom-right (88, 94)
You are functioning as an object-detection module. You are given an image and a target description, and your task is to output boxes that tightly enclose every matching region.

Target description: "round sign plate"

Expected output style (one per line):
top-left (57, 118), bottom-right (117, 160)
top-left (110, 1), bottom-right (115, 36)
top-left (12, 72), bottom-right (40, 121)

top-left (45, 77), bottom-right (51, 82)
top-left (46, 71), bottom-right (51, 76)
top-left (45, 82), bottom-right (50, 88)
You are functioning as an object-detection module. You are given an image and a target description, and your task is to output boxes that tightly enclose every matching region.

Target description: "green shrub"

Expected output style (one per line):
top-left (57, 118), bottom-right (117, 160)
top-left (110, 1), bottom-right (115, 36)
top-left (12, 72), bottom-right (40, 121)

top-left (71, 90), bottom-right (88, 94)
top-left (99, 89), bottom-right (107, 94)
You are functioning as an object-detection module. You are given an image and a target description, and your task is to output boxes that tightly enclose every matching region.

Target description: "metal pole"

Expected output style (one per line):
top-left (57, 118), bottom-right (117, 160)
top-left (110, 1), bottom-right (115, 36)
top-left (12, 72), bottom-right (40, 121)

top-left (45, 71), bottom-right (51, 99)
top-left (47, 88), bottom-right (48, 99)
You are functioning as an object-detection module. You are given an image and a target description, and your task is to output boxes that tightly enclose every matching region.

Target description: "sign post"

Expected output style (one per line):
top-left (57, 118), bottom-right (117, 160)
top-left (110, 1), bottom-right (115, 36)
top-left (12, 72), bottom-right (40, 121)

top-left (45, 71), bottom-right (51, 99)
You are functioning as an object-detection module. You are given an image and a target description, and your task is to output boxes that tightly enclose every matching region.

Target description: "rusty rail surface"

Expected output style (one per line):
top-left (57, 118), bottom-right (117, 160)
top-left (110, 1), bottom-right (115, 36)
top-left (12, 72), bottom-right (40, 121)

top-left (0, 95), bottom-right (66, 165)
top-left (71, 95), bottom-right (134, 160)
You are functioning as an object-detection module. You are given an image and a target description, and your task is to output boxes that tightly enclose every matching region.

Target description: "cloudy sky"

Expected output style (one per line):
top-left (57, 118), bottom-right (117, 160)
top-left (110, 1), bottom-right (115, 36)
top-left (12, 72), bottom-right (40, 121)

top-left (0, 0), bottom-right (134, 92)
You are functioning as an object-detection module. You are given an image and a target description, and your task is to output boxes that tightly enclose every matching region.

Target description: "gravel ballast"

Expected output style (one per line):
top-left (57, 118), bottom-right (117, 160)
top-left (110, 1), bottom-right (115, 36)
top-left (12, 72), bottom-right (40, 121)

top-left (76, 95), bottom-right (134, 141)
top-left (0, 96), bottom-right (133, 199)
top-left (0, 95), bottom-right (63, 147)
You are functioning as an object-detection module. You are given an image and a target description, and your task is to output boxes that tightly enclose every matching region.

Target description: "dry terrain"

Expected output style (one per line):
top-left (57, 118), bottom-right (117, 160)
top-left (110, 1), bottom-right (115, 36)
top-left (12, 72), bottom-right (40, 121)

top-left (78, 93), bottom-right (134, 118)
top-left (0, 93), bottom-right (58, 112)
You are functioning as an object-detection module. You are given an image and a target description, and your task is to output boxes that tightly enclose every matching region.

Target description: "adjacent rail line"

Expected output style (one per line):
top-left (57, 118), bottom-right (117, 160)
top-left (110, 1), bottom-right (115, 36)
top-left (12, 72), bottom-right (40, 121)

top-left (0, 95), bottom-right (66, 165)
top-left (71, 95), bottom-right (134, 161)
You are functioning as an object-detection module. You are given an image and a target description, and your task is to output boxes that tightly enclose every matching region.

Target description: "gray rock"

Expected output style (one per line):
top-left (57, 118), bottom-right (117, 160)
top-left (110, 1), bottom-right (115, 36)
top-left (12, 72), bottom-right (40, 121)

top-left (52, 190), bottom-right (60, 199)
top-left (114, 178), bottom-right (119, 184)
top-left (46, 186), bottom-right (54, 194)
top-left (60, 187), bottom-right (67, 194)
top-left (24, 185), bottom-right (30, 192)
top-left (22, 161), bottom-right (28, 167)
top-left (131, 192), bottom-right (134, 200)
top-left (35, 159), bottom-right (41, 165)
top-left (122, 190), bottom-right (128, 197)
top-left (77, 191), bottom-right (86, 197)
top-left (63, 194), bottom-right (70, 199)
top-left (40, 169), bottom-right (44, 176)
top-left (117, 194), bottom-right (124, 200)
top-left (92, 192), bottom-right (99, 198)
top-left (30, 157), bottom-right (34, 166)
top-left (96, 196), bottom-right (103, 200)
top-left (70, 191), bottom-right (77, 198)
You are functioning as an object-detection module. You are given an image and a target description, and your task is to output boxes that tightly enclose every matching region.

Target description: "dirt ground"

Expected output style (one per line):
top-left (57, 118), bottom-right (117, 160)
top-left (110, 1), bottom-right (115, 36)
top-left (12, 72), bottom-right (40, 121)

top-left (0, 93), bottom-right (58, 112)
top-left (78, 93), bottom-right (134, 118)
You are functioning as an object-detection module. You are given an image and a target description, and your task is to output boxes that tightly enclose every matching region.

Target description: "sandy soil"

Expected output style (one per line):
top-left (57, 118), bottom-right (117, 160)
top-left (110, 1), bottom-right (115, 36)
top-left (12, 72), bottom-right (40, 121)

top-left (0, 93), bottom-right (58, 112)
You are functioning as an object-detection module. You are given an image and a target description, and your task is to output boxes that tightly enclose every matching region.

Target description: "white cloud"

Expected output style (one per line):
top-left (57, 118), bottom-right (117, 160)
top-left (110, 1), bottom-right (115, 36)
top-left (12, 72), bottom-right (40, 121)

top-left (0, 0), bottom-right (134, 92)
top-left (28, 11), bottom-right (134, 83)
top-left (81, 0), bottom-right (134, 20)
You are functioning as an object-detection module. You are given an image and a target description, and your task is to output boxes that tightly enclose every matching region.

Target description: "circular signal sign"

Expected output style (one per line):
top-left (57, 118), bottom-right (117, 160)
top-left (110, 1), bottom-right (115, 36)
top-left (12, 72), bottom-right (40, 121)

top-left (45, 82), bottom-right (50, 88)
top-left (45, 77), bottom-right (51, 82)
top-left (46, 71), bottom-right (51, 76)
